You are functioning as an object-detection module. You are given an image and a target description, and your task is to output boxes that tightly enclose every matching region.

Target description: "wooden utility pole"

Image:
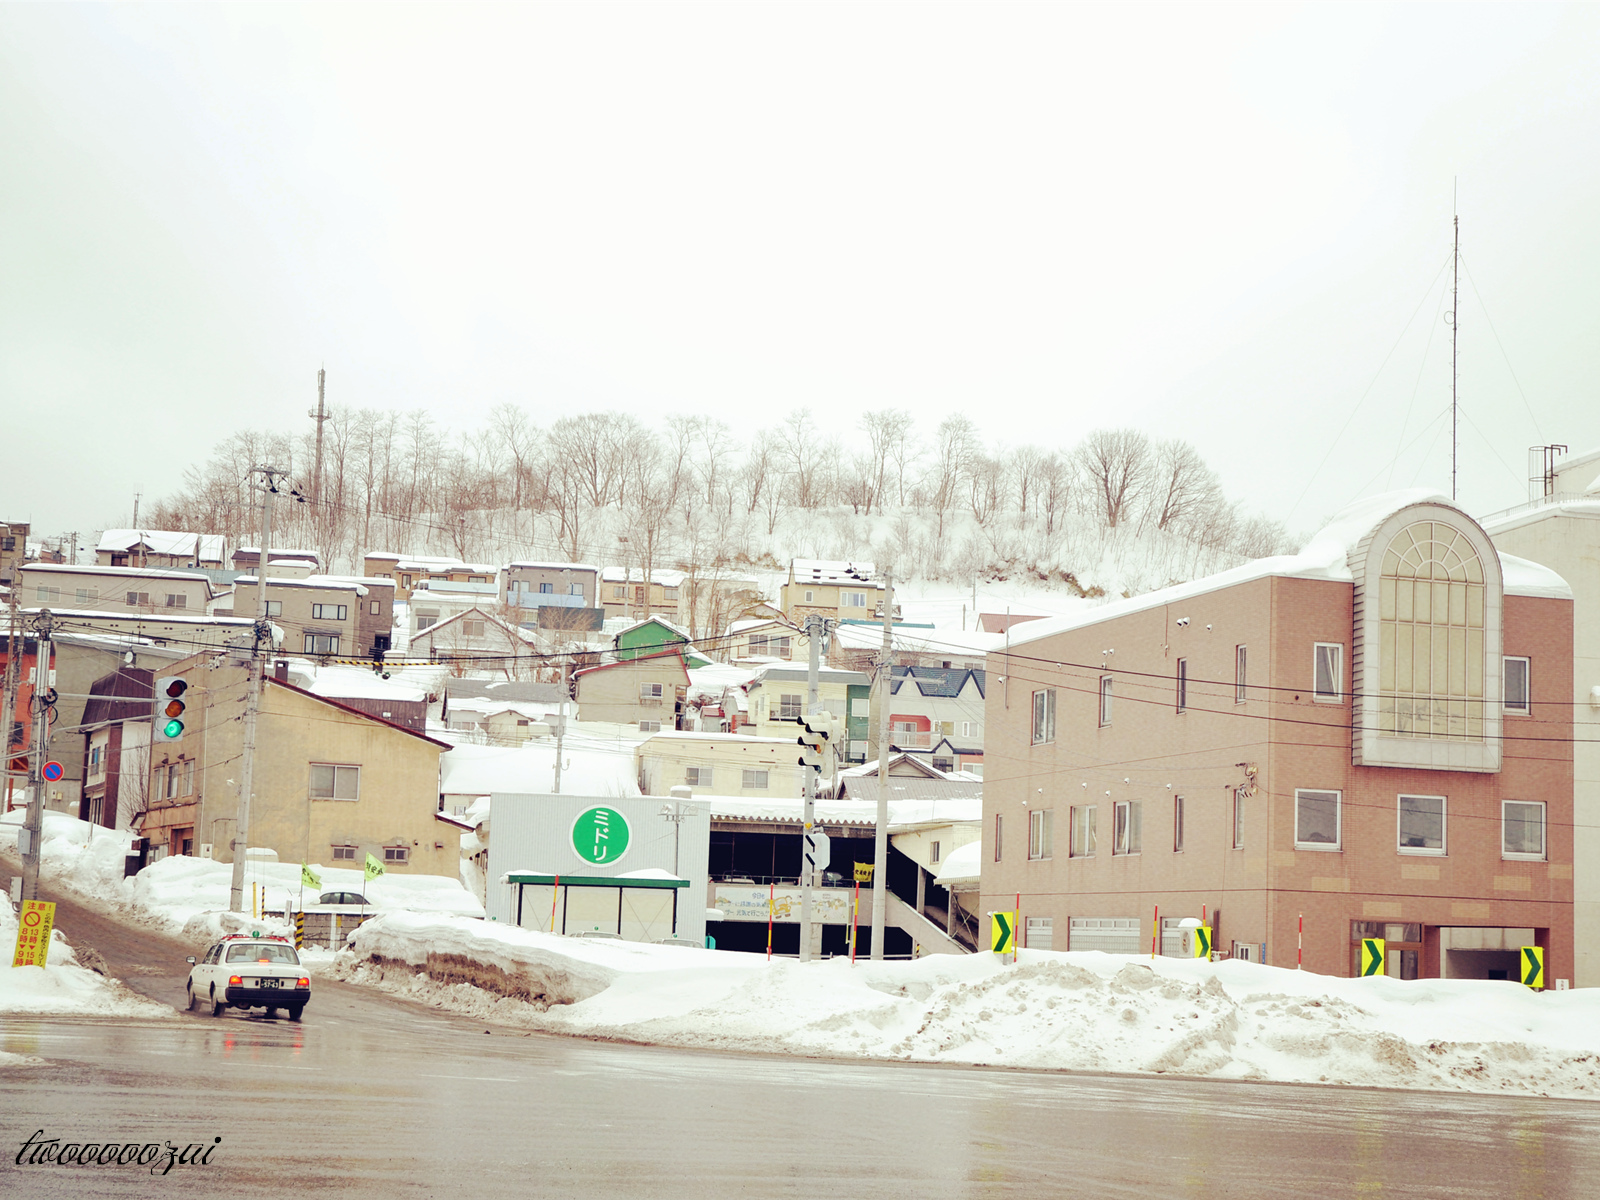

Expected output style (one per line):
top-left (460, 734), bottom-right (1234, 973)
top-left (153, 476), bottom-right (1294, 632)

top-left (0, 583), bottom-right (20, 812)
top-left (870, 573), bottom-right (893, 959)
top-left (310, 368), bottom-right (328, 509)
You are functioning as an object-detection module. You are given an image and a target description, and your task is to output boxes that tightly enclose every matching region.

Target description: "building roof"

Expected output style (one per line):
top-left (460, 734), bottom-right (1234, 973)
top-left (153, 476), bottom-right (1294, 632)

top-left (270, 679), bottom-right (454, 748)
top-left (706, 794), bottom-right (979, 831)
top-left (416, 580), bottom-right (500, 595)
top-left (601, 566), bottom-right (688, 586)
top-left (445, 680), bottom-right (570, 704)
top-left (832, 776), bottom-right (983, 807)
top-left (788, 559), bottom-right (877, 585)
top-left (97, 529), bottom-right (226, 561)
top-left (505, 561), bottom-right (600, 572)
top-left (235, 575), bottom-right (369, 595)
top-left (573, 648), bottom-right (690, 680)
top-left (23, 562), bottom-right (213, 584)
top-left (751, 665), bottom-right (871, 686)
top-left (81, 666), bottom-right (155, 727)
top-left (891, 665), bottom-right (986, 699)
top-left (830, 621), bottom-right (993, 656)
top-left (1004, 490), bottom-right (1573, 651)
top-left (235, 547), bottom-right (321, 564)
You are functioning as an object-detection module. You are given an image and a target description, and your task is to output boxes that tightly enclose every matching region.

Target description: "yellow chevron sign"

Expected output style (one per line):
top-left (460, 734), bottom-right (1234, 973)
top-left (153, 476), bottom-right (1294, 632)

top-left (1521, 945), bottom-right (1544, 989)
top-left (1193, 925), bottom-right (1212, 958)
top-left (991, 911), bottom-right (1016, 955)
top-left (1360, 938), bottom-right (1385, 976)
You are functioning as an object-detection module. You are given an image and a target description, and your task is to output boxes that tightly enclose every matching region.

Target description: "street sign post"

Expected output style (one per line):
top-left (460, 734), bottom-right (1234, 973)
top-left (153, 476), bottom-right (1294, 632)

top-left (41, 761), bottom-right (63, 783)
top-left (12, 899), bottom-right (56, 968)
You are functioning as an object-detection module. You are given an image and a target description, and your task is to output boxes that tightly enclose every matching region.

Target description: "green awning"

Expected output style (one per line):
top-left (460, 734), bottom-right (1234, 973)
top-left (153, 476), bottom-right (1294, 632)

top-left (503, 872), bottom-right (690, 889)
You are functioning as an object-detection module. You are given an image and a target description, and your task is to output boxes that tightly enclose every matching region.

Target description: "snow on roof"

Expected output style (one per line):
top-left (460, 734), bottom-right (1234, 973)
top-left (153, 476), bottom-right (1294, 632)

top-left (284, 659), bottom-right (429, 703)
top-left (728, 617), bottom-right (793, 634)
top-left (1482, 499), bottom-right (1600, 538)
top-left (832, 622), bottom-right (996, 655)
top-left (933, 839), bottom-right (981, 886)
top-left (96, 529), bottom-right (225, 560)
top-left (639, 729), bottom-right (797, 746)
top-left (506, 561), bottom-right (600, 572)
top-left (706, 795), bottom-right (979, 830)
top-left (789, 559), bottom-right (877, 585)
top-left (416, 580), bottom-right (499, 595)
top-left (615, 615), bottom-right (695, 641)
top-left (601, 566), bottom-right (688, 586)
top-left (751, 664), bottom-right (871, 685)
top-left (441, 741), bottom-right (640, 798)
top-left (235, 575), bottom-right (369, 595)
top-left (687, 662), bottom-right (761, 696)
top-left (23, 563), bottom-right (212, 582)
top-left (236, 547), bottom-right (321, 563)
top-left (1006, 490), bottom-right (1571, 651)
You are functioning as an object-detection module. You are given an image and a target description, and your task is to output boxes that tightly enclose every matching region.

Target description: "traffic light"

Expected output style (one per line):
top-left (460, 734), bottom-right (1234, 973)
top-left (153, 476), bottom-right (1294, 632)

top-left (153, 676), bottom-right (189, 742)
top-left (796, 712), bottom-right (839, 780)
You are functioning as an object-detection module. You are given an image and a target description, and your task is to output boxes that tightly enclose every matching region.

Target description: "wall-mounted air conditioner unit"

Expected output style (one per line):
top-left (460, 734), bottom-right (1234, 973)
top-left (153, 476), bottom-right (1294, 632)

top-left (199, 844), bottom-right (213, 859)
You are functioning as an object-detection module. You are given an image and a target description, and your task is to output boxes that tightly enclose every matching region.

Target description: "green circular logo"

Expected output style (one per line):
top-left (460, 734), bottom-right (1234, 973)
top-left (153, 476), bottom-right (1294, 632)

top-left (571, 806), bottom-right (630, 866)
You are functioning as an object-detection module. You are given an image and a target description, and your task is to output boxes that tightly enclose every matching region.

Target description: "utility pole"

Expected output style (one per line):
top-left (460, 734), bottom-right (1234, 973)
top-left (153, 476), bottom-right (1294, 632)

top-left (0, 582), bottom-right (20, 812)
top-left (1450, 186), bottom-right (1459, 502)
top-left (553, 658), bottom-right (568, 793)
top-left (19, 608), bottom-right (54, 902)
top-left (871, 573), bottom-right (893, 960)
top-left (309, 368), bottom-right (328, 510)
top-left (799, 613), bottom-right (825, 962)
top-left (229, 466), bottom-right (284, 913)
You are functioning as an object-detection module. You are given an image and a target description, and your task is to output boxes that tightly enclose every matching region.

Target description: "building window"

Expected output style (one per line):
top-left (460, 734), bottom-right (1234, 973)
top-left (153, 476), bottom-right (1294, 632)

top-left (415, 611), bottom-right (436, 629)
top-left (930, 841), bottom-right (941, 863)
top-left (383, 845), bottom-right (409, 864)
top-left (841, 591), bottom-right (867, 608)
top-left (539, 582), bottom-right (555, 594)
top-left (75, 587), bottom-right (98, 603)
top-left (1173, 794), bottom-right (1185, 852)
top-left (369, 600), bottom-right (380, 616)
top-left (310, 763), bottom-right (361, 801)
top-left (1376, 521), bottom-right (1487, 741)
top-left (932, 756), bottom-right (955, 772)
top-left (612, 586), bottom-right (627, 600)
top-left (182, 760), bottom-right (194, 795)
top-left (993, 813), bottom-right (1002, 861)
top-left (778, 693), bottom-right (803, 722)
top-left (803, 590), bottom-right (815, 603)
top-left (463, 620), bottom-right (486, 638)
top-left (166, 763), bottom-right (181, 799)
top-left (638, 720), bottom-right (662, 732)
top-left (331, 845), bottom-right (357, 861)
top-left (1069, 805), bottom-right (1096, 857)
top-left (304, 634), bottom-right (340, 655)
top-left (663, 587), bottom-right (679, 600)
top-left (1502, 800), bottom-right (1545, 860)
top-left (1175, 659), bottom-right (1187, 712)
top-left (640, 682), bottom-right (665, 704)
top-left (1025, 916), bottom-right (1053, 951)
top-left (89, 744), bottom-right (103, 775)
top-left (312, 603), bottom-right (349, 621)
top-left (772, 637), bottom-right (791, 659)
top-left (166, 594), bottom-right (187, 609)
top-left (125, 591), bottom-right (149, 606)
top-left (1099, 676), bottom-right (1113, 726)
top-left (265, 600), bottom-right (283, 617)
top-left (1233, 788), bottom-right (1246, 848)
top-left (961, 721), bottom-right (979, 738)
top-left (1314, 643), bottom-right (1343, 702)
top-left (1503, 657), bottom-right (1530, 716)
top-left (1031, 689), bottom-right (1056, 744)
top-left (1235, 646), bottom-right (1248, 703)
top-left (685, 766), bottom-right (712, 787)
top-left (1398, 794), bottom-right (1446, 855)
top-left (742, 769), bottom-right (769, 789)
top-left (1028, 808), bottom-right (1053, 860)
top-left (1294, 789), bottom-right (1341, 850)
top-left (569, 582), bottom-right (585, 597)
top-left (36, 586), bottom-right (62, 603)
top-left (1113, 800), bottom-right (1141, 855)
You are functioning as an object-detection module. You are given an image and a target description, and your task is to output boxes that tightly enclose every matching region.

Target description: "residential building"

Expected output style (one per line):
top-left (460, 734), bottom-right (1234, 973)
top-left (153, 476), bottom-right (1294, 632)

top-left (725, 618), bottom-right (810, 664)
top-left (779, 559), bottom-right (884, 624)
top-left (575, 650), bottom-right (691, 731)
top-left (15, 610), bottom-right (256, 655)
top-left (0, 521), bottom-right (28, 583)
top-left (409, 581), bottom-right (503, 637)
top-left (410, 608), bottom-right (546, 681)
top-left (614, 617), bottom-right (709, 667)
top-left (363, 552), bottom-right (497, 602)
top-left (1481, 446), bottom-right (1600, 986)
top-left (636, 730), bottom-right (806, 798)
top-left (676, 572), bottom-right (770, 641)
top-left (741, 665), bottom-right (872, 760)
top-left (19, 563), bottom-right (218, 617)
top-left (828, 621), bottom-right (989, 673)
top-left (231, 575), bottom-right (371, 659)
top-left (600, 567), bottom-right (686, 622)
top-left (503, 561), bottom-right (600, 619)
top-left (80, 668), bottom-right (154, 829)
top-left (97, 529), bottom-right (226, 571)
top-left (870, 666), bottom-right (987, 774)
top-left (138, 651), bottom-right (455, 873)
top-left (983, 492), bottom-right (1575, 981)
top-left (0, 631), bottom-right (53, 812)
top-left (232, 547), bottom-right (322, 574)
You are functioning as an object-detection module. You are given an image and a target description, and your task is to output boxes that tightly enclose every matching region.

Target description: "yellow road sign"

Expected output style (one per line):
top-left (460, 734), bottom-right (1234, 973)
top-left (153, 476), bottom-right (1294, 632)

top-left (12, 900), bottom-right (56, 969)
top-left (1360, 937), bottom-right (1385, 977)
top-left (853, 862), bottom-right (874, 883)
top-left (1521, 945), bottom-right (1545, 989)
top-left (1193, 925), bottom-right (1212, 958)
top-left (991, 911), bottom-right (1016, 955)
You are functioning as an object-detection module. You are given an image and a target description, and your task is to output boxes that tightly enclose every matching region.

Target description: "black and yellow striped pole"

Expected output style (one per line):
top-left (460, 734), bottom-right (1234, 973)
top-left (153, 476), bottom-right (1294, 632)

top-left (293, 910), bottom-right (304, 951)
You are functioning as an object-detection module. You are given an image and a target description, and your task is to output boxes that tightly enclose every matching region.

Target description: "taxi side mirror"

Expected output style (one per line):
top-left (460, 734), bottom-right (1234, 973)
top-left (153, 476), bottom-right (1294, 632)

top-left (186, 956), bottom-right (196, 965)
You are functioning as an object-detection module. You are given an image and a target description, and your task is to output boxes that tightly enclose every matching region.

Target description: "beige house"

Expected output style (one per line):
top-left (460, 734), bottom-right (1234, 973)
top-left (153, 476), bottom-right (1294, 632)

top-left (740, 665), bottom-right (871, 740)
top-left (636, 730), bottom-right (805, 798)
top-left (601, 567), bottom-right (686, 622)
top-left (232, 575), bottom-right (369, 659)
top-left (138, 651), bottom-right (455, 875)
top-left (575, 650), bottom-right (691, 730)
top-left (412, 607), bottom-right (546, 680)
top-left (364, 552), bottom-right (497, 602)
top-left (20, 563), bottom-right (217, 616)
top-left (96, 529), bottom-right (227, 570)
top-left (779, 559), bottom-right (884, 624)
top-left (726, 618), bottom-right (810, 664)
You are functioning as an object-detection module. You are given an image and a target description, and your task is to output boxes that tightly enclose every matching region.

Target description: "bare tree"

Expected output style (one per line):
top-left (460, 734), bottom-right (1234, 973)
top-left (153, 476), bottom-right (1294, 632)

top-left (780, 409), bottom-right (826, 509)
top-left (1038, 452), bottom-right (1070, 536)
top-left (1075, 428), bottom-right (1152, 528)
top-left (1009, 444), bottom-right (1045, 515)
top-left (967, 452), bottom-right (1007, 526)
top-left (1141, 438), bottom-right (1222, 534)
top-left (927, 415), bottom-right (976, 537)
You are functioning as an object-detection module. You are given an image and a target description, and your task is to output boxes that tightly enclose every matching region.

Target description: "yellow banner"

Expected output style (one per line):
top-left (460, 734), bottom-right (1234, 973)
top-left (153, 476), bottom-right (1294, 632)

top-left (12, 900), bottom-right (57, 969)
top-left (853, 862), bottom-right (874, 883)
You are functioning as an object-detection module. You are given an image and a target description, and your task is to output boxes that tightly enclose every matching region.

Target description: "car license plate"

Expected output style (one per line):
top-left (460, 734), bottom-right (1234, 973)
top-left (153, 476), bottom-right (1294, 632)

top-left (258, 978), bottom-right (280, 989)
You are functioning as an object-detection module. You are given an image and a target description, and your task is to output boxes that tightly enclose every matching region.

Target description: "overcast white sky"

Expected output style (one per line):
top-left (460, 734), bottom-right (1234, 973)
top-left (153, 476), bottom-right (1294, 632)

top-left (4, 3), bottom-right (1599, 542)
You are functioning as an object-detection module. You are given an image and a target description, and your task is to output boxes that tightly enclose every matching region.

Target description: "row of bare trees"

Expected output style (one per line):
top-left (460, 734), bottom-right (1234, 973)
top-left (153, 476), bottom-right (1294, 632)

top-left (144, 405), bottom-right (1291, 593)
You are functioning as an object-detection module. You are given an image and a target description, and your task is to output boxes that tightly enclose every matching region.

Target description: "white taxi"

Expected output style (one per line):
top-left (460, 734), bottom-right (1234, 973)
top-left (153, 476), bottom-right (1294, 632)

top-left (186, 933), bottom-right (310, 1020)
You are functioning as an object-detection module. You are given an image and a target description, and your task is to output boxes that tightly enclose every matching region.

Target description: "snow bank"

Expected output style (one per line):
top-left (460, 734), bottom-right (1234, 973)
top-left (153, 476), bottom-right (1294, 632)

top-left (0, 887), bottom-right (171, 1021)
top-left (334, 915), bottom-right (1600, 1099)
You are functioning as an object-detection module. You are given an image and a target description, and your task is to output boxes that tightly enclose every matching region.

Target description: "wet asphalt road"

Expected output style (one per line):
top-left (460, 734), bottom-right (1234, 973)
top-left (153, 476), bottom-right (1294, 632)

top-left (3, 879), bottom-right (1600, 1198)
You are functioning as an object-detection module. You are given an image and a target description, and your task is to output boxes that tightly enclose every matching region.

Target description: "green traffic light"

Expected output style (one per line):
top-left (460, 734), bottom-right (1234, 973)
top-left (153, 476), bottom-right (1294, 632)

top-left (163, 718), bottom-right (185, 738)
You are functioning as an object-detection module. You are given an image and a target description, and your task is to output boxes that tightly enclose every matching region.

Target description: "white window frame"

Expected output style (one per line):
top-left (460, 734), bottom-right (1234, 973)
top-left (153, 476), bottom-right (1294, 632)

top-left (1293, 788), bottom-right (1342, 851)
top-left (803, 589), bottom-right (815, 603)
top-left (993, 813), bottom-right (1002, 862)
top-left (1069, 804), bottom-right (1096, 857)
top-left (310, 763), bottom-right (361, 802)
top-left (1175, 658), bottom-right (1187, 713)
top-left (1099, 676), bottom-right (1113, 726)
top-left (1025, 916), bottom-right (1053, 951)
top-left (1173, 794), bottom-right (1185, 853)
top-left (1233, 788), bottom-right (1246, 849)
top-left (1028, 808), bottom-right (1053, 860)
top-left (1313, 643), bottom-right (1343, 703)
top-left (265, 599), bottom-right (283, 617)
top-left (684, 766), bottom-right (712, 787)
top-left (165, 593), bottom-right (187, 609)
top-left (841, 591), bottom-right (867, 608)
top-left (369, 600), bottom-right (380, 616)
top-left (1031, 689), bottom-right (1056, 744)
top-left (1235, 645), bottom-right (1248, 703)
top-left (742, 769), bottom-right (769, 790)
top-left (930, 840), bottom-right (941, 863)
top-left (463, 620), bottom-right (486, 638)
top-left (1503, 656), bottom-right (1530, 716)
top-left (640, 682), bottom-right (665, 704)
top-left (638, 720), bottom-right (662, 733)
top-left (331, 845), bottom-right (357, 861)
top-left (1112, 799), bottom-right (1141, 855)
top-left (1397, 793), bottom-right (1447, 856)
top-left (778, 693), bottom-right (803, 722)
top-left (383, 845), bottom-right (409, 864)
top-left (1501, 799), bottom-right (1546, 861)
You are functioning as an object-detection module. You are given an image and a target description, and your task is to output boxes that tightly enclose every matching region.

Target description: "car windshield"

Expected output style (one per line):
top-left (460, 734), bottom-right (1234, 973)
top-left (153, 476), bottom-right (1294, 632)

top-left (225, 943), bottom-right (299, 964)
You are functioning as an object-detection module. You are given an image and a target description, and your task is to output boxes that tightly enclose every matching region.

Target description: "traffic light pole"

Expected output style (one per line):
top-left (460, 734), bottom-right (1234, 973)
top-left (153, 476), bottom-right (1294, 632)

top-left (871, 573), bottom-right (893, 959)
top-left (229, 467), bottom-right (280, 913)
top-left (20, 608), bottom-right (54, 903)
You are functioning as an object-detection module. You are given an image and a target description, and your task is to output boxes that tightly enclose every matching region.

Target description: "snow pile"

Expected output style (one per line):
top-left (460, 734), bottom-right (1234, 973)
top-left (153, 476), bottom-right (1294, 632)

top-left (335, 915), bottom-right (1600, 1099)
top-left (0, 887), bottom-right (172, 1021)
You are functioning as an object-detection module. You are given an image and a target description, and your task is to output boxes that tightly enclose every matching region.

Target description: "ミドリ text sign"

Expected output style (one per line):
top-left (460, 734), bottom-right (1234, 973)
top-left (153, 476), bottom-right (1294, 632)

top-left (571, 806), bottom-right (631, 866)
top-left (12, 900), bottom-right (56, 968)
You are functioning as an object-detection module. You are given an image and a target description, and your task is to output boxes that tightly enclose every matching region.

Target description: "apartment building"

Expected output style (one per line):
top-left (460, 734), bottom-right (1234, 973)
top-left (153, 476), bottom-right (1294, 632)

top-left (19, 563), bottom-right (218, 616)
top-left (232, 575), bottom-right (372, 659)
top-left (96, 529), bottom-right (226, 570)
top-left (983, 492), bottom-right (1574, 981)
top-left (779, 559), bottom-right (884, 624)
top-left (363, 552), bottom-right (497, 602)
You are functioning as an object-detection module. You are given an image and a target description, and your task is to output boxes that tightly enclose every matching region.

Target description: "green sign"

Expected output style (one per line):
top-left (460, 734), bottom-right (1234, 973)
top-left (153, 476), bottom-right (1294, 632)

top-left (571, 806), bottom-right (631, 866)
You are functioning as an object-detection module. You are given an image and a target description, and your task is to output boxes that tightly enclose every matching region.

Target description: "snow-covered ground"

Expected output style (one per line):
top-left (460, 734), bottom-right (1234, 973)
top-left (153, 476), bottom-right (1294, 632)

top-left (334, 912), bottom-right (1600, 1100)
top-left (0, 886), bottom-right (172, 1022)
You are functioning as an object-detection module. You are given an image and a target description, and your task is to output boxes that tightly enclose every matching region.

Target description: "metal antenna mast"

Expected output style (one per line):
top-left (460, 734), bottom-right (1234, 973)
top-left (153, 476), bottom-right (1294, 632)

top-left (1450, 184), bottom-right (1459, 502)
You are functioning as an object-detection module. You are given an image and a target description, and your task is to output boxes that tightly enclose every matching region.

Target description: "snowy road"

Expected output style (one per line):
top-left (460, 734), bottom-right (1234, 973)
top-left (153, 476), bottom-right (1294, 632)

top-left (3, 887), bottom-right (1599, 1197)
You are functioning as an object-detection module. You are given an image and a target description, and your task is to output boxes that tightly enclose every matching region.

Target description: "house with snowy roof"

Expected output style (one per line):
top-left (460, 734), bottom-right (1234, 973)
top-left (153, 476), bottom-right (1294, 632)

top-left (779, 559), bottom-right (885, 625)
top-left (410, 607), bottom-right (546, 681)
top-left (96, 529), bottom-right (227, 571)
top-left (600, 566), bottom-right (687, 622)
top-left (984, 490), bottom-right (1575, 982)
top-left (575, 649), bottom-right (692, 731)
top-left (868, 665), bottom-right (987, 775)
top-left (613, 616), bottom-right (710, 668)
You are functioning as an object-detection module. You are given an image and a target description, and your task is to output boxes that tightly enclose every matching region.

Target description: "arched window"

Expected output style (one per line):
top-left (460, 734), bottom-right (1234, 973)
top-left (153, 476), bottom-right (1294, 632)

top-left (1377, 521), bottom-right (1486, 741)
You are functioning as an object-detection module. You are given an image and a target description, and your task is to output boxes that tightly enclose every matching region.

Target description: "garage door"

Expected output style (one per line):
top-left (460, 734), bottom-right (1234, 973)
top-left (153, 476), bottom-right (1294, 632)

top-left (1068, 916), bottom-right (1142, 953)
